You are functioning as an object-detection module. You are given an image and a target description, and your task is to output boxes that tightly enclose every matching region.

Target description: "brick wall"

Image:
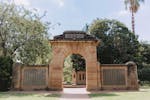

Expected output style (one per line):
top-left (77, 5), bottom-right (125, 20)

top-left (12, 63), bottom-right (48, 90)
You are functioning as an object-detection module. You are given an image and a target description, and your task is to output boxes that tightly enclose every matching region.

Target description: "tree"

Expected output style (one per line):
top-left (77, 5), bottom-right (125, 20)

top-left (89, 19), bottom-right (140, 64)
top-left (63, 55), bottom-right (73, 84)
top-left (137, 42), bottom-right (150, 69)
top-left (0, 2), bottom-right (51, 64)
top-left (137, 42), bottom-right (150, 83)
top-left (140, 42), bottom-right (150, 64)
top-left (71, 54), bottom-right (85, 72)
top-left (124, 0), bottom-right (144, 33)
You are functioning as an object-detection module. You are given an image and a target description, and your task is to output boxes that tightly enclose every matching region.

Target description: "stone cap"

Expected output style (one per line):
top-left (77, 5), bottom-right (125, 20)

top-left (13, 63), bottom-right (48, 67)
top-left (125, 61), bottom-right (137, 67)
top-left (53, 30), bottom-right (98, 41)
top-left (101, 64), bottom-right (127, 67)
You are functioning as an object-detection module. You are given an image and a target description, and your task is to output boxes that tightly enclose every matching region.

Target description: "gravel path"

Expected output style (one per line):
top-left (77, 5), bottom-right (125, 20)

top-left (59, 88), bottom-right (90, 100)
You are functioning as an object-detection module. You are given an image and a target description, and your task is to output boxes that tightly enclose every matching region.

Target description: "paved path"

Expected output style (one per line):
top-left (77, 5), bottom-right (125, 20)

top-left (59, 88), bottom-right (90, 100)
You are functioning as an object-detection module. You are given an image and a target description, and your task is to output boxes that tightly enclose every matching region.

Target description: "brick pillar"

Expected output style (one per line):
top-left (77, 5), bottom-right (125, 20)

top-left (126, 61), bottom-right (139, 90)
top-left (12, 63), bottom-right (21, 90)
top-left (85, 46), bottom-right (99, 91)
top-left (49, 61), bottom-right (63, 90)
top-left (48, 52), bottom-right (65, 91)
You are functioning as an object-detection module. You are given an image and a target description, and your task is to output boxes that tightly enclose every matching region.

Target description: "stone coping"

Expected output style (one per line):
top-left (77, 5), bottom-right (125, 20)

top-left (21, 65), bottom-right (48, 67)
top-left (101, 64), bottom-right (127, 66)
top-left (13, 63), bottom-right (48, 67)
top-left (49, 40), bottom-right (99, 42)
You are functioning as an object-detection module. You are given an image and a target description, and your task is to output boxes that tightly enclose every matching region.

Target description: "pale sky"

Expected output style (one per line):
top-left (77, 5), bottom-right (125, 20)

top-left (2, 0), bottom-right (150, 42)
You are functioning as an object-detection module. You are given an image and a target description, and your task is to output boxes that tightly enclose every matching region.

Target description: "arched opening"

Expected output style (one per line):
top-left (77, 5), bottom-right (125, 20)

top-left (49, 32), bottom-right (100, 90)
top-left (63, 54), bottom-right (86, 88)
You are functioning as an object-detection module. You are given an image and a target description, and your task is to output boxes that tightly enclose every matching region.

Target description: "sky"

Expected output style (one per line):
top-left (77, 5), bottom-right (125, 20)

top-left (2, 0), bottom-right (150, 42)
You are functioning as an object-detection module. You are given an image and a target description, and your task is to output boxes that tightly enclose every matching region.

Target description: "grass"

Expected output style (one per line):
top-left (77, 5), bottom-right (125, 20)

top-left (1, 86), bottom-right (150, 100)
top-left (0, 92), bottom-right (60, 100)
top-left (89, 86), bottom-right (150, 100)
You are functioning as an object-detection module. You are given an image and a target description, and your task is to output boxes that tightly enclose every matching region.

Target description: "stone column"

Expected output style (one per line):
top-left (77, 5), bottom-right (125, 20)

top-left (85, 45), bottom-right (99, 91)
top-left (12, 63), bottom-right (21, 90)
top-left (48, 54), bottom-right (64, 90)
top-left (48, 43), bottom-right (67, 91)
top-left (126, 61), bottom-right (139, 90)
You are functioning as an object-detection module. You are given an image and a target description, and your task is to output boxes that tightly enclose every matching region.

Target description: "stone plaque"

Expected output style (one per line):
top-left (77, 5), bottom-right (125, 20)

top-left (103, 69), bottom-right (126, 85)
top-left (23, 68), bottom-right (46, 86)
top-left (65, 33), bottom-right (84, 39)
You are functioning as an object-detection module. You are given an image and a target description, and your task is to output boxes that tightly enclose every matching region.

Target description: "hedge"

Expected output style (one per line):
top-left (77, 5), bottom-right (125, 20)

top-left (0, 56), bottom-right (13, 91)
top-left (138, 67), bottom-right (150, 82)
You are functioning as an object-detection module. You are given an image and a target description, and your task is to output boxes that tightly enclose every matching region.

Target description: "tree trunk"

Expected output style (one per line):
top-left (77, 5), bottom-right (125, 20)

top-left (1, 41), bottom-right (7, 56)
top-left (131, 9), bottom-right (135, 34)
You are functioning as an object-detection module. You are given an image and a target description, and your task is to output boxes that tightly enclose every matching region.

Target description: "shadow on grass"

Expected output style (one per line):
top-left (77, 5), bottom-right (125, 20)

top-left (140, 86), bottom-right (150, 89)
top-left (0, 92), bottom-right (60, 98)
top-left (89, 93), bottom-right (119, 98)
top-left (44, 94), bottom-right (60, 97)
top-left (0, 92), bottom-right (35, 98)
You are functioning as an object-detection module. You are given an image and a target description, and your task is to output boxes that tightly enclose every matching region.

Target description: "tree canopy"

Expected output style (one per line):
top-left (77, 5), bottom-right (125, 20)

top-left (71, 54), bottom-right (85, 72)
top-left (0, 2), bottom-right (51, 64)
top-left (89, 19), bottom-right (140, 64)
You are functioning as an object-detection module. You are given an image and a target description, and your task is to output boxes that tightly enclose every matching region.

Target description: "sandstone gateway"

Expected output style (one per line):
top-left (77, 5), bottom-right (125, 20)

top-left (12, 31), bottom-right (139, 91)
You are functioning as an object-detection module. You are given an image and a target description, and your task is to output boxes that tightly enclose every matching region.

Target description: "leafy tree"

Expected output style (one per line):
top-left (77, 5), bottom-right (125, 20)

top-left (0, 2), bottom-right (51, 64)
top-left (89, 19), bottom-right (140, 64)
top-left (63, 56), bottom-right (73, 84)
top-left (136, 42), bottom-right (150, 82)
top-left (124, 0), bottom-right (144, 33)
top-left (137, 42), bottom-right (150, 69)
top-left (138, 67), bottom-right (150, 82)
top-left (71, 54), bottom-right (85, 72)
top-left (140, 42), bottom-right (150, 64)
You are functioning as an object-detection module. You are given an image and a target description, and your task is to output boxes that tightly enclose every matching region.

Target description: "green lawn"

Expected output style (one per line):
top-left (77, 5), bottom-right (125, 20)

top-left (1, 87), bottom-right (150, 100)
top-left (0, 92), bottom-right (60, 100)
top-left (89, 87), bottom-right (150, 100)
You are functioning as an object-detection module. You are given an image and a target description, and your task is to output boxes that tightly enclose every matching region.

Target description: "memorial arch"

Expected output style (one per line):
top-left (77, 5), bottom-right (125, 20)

top-left (12, 31), bottom-right (139, 91)
top-left (48, 31), bottom-right (100, 91)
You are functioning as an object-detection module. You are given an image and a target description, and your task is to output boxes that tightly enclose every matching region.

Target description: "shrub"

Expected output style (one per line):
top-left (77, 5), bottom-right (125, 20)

top-left (138, 66), bottom-right (150, 83)
top-left (0, 56), bottom-right (13, 91)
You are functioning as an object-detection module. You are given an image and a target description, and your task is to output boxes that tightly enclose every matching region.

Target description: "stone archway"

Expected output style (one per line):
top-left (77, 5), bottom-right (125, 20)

top-left (12, 31), bottom-right (139, 91)
top-left (48, 31), bottom-right (100, 91)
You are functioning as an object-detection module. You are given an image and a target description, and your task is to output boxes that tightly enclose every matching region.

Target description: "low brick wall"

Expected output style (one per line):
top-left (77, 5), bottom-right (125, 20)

top-left (12, 62), bottom-right (139, 91)
top-left (101, 64), bottom-right (127, 90)
top-left (12, 63), bottom-right (49, 90)
top-left (100, 63), bottom-right (139, 90)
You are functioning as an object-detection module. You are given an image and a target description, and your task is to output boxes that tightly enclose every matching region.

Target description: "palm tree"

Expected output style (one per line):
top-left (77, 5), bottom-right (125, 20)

top-left (124, 0), bottom-right (144, 33)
